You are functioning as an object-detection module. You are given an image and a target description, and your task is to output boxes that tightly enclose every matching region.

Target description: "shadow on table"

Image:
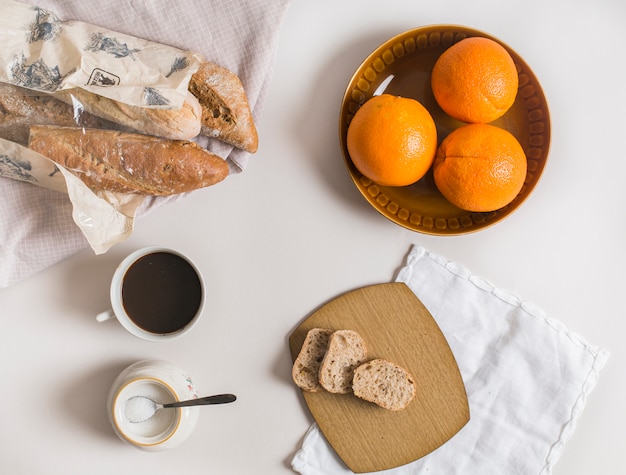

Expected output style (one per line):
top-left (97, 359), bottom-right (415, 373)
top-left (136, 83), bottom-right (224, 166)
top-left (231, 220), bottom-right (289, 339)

top-left (292, 27), bottom-right (405, 219)
top-left (59, 359), bottom-right (136, 442)
top-left (58, 247), bottom-right (130, 325)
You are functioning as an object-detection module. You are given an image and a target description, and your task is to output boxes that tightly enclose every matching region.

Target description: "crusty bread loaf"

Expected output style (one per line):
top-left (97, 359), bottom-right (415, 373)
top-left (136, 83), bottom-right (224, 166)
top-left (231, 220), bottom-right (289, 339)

top-left (188, 61), bottom-right (258, 153)
top-left (352, 359), bottom-right (416, 411)
top-left (319, 330), bottom-right (368, 394)
top-left (292, 328), bottom-right (333, 392)
top-left (0, 85), bottom-right (117, 145)
top-left (54, 89), bottom-right (202, 141)
top-left (28, 126), bottom-right (228, 195)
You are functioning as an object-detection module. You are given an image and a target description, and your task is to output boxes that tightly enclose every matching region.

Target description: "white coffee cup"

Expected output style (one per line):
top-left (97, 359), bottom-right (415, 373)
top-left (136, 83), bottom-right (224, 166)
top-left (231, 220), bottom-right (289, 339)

top-left (97, 247), bottom-right (205, 341)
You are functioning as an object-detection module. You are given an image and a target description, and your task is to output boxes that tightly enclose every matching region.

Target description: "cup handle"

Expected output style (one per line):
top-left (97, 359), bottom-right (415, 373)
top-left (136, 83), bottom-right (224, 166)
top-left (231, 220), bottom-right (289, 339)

top-left (96, 309), bottom-right (116, 323)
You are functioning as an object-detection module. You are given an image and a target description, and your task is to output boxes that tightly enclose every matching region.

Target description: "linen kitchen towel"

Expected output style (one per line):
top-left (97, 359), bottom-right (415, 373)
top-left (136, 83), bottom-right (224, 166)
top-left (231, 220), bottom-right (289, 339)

top-left (292, 245), bottom-right (609, 475)
top-left (0, 0), bottom-right (292, 287)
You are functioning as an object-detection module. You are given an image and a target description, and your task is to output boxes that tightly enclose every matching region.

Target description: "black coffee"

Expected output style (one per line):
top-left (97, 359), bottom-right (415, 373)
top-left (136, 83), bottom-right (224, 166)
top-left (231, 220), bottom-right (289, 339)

top-left (121, 251), bottom-right (202, 334)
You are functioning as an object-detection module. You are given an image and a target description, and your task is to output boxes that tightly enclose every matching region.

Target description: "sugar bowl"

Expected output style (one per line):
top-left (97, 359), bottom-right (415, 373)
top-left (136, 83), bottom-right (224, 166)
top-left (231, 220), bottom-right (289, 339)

top-left (107, 360), bottom-right (199, 451)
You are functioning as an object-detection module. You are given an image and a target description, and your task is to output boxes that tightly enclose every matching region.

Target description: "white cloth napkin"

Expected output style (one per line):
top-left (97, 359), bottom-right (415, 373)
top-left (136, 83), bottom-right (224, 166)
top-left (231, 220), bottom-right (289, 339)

top-left (0, 0), bottom-right (292, 288)
top-left (292, 245), bottom-right (609, 475)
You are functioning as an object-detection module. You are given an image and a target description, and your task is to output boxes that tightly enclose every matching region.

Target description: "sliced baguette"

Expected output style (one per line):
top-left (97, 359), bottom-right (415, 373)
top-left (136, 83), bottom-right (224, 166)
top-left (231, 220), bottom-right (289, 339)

top-left (319, 330), bottom-right (367, 394)
top-left (292, 328), bottom-right (333, 392)
top-left (28, 126), bottom-right (228, 195)
top-left (352, 359), bottom-right (416, 411)
top-left (188, 61), bottom-right (258, 153)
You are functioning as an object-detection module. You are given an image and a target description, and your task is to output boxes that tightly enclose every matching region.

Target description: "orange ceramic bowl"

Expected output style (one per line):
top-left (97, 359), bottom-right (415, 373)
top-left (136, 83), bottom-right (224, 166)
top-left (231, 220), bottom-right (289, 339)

top-left (339, 25), bottom-right (551, 235)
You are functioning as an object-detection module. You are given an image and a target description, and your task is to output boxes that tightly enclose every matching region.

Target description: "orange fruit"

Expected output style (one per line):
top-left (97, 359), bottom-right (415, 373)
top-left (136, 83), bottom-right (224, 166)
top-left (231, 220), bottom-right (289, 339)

top-left (346, 94), bottom-right (437, 187)
top-left (431, 37), bottom-right (519, 123)
top-left (433, 123), bottom-right (527, 212)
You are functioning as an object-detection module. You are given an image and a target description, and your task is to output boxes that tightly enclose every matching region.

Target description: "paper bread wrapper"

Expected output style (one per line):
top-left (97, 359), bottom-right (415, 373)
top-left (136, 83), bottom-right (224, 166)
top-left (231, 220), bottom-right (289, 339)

top-left (0, 1), bottom-right (208, 254)
top-left (0, 137), bottom-right (145, 254)
top-left (0, 0), bottom-right (202, 108)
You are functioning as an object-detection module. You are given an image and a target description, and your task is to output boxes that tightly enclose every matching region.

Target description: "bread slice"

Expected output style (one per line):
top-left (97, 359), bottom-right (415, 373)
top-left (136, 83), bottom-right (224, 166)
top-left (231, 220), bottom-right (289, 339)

top-left (352, 359), bottom-right (416, 411)
top-left (292, 328), bottom-right (333, 392)
top-left (188, 61), bottom-right (258, 153)
top-left (319, 330), bottom-right (367, 394)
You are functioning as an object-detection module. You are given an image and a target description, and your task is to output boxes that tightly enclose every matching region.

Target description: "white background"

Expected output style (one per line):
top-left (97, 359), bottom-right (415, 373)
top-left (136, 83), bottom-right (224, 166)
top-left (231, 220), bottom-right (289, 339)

top-left (1, 0), bottom-right (624, 474)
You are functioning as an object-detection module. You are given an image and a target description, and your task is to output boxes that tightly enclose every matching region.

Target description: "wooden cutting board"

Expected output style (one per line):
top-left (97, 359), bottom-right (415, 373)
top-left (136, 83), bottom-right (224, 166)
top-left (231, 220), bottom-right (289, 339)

top-left (289, 283), bottom-right (469, 473)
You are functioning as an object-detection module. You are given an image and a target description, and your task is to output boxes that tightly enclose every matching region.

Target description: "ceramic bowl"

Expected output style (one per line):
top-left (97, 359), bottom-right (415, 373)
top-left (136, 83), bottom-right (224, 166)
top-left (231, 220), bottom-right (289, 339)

top-left (107, 360), bottom-right (199, 451)
top-left (339, 25), bottom-right (551, 235)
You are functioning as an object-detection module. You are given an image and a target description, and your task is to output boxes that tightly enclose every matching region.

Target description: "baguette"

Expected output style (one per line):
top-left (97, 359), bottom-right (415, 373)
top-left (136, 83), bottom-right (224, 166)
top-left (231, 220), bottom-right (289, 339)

top-left (28, 126), bottom-right (228, 195)
top-left (352, 359), bottom-right (416, 411)
top-left (188, 61), bottom-right (258, 153)
top-left (54, 89), bottom-right (202, 141)
top-left (319, 330), bottom-right (367, 394)
top-left (0, 85), bottom-right (116, 145)
top-left (292, 328), bottom-right (333, 392)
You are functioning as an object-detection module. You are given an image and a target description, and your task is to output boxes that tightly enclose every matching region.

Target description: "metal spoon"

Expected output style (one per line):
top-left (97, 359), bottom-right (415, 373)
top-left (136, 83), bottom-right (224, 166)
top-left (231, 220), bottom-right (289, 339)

top-left (124, 393), bottom-right (236, 423)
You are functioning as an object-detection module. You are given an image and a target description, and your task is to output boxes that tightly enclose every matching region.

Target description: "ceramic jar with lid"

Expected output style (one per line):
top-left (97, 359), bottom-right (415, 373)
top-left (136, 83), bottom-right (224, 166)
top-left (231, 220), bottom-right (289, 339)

top-left (107, 360), bottom-right (199, 451)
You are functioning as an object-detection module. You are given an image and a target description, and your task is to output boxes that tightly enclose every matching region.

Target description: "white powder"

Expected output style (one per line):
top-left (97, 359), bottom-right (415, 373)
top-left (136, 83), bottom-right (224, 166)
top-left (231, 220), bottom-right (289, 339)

top-left (124, 396), bottom-right (157, 423)
top-left (114, 379), bottom-right (179, 443)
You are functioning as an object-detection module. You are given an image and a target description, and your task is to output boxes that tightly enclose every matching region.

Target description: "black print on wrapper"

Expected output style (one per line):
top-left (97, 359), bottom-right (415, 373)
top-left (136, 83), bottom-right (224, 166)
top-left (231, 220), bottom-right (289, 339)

top-left (10, 7), bottom-right (71, 91)
top-left (87, 68), bottom-right (120, 87)
top-left (143, 87), bottom-right (170, 106)
top-left (166, 57), bottom-right (191, 78)
top-left (28, 7), bottom-right (62, 43)
top-left (0, 154), bottom-right (37, 184)
top-left (10, 54), bottom-right (75, 92)
top-left (86, 32), bottom-right (140, 59)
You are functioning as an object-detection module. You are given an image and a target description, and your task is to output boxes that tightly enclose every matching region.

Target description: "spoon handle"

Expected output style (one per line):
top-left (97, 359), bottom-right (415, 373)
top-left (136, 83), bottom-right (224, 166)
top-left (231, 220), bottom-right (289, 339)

top-left (162, 393), bottom-right (237, 408)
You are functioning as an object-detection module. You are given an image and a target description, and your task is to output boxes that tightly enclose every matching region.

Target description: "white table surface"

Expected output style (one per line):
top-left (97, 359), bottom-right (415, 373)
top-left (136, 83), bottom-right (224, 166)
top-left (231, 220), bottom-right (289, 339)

top-left (1, 1), bottom-right (624, 474)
